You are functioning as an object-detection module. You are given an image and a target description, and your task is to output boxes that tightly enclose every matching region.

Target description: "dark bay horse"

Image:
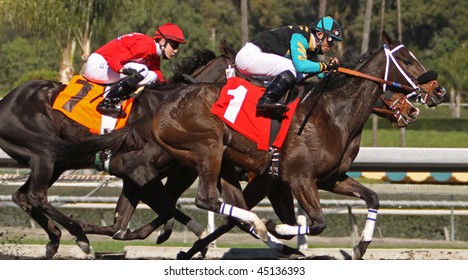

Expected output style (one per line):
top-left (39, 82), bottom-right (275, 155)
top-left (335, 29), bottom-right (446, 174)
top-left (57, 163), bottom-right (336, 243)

top-left (0, 36), bottom-right (430, 260)
top-left (0, 45), bottom-right (236, 258)
top-left (150, 31), bottom-right (446, 259)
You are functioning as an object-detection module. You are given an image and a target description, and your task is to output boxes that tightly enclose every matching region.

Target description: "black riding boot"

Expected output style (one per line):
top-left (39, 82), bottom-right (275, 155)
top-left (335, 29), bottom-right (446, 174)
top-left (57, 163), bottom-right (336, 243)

top-left (257, 70), bottom-right (296, 113)
top-left (97, 72), bottom-right (144, 118)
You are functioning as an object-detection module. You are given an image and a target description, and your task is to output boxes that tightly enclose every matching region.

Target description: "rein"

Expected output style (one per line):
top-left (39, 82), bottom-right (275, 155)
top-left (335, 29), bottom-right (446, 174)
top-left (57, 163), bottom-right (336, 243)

top-left (337, 67), bottom-right (415, 92)
top-left (337, 43), bottom-right (422, 97)
top-left (297, 43), bottom-right (421, 136)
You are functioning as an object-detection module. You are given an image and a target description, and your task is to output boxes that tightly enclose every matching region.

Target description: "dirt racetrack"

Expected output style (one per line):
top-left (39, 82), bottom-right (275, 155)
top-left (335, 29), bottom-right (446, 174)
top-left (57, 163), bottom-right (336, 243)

top-left (1, 244), bottom-right (468, 260)
top-left (1, 227), bottom-right (468, 260)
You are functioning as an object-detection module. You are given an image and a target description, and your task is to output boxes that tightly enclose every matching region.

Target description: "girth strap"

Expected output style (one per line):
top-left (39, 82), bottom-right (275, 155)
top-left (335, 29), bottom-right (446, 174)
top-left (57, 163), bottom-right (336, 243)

top-left (268, 147), bottom-right (280, 178)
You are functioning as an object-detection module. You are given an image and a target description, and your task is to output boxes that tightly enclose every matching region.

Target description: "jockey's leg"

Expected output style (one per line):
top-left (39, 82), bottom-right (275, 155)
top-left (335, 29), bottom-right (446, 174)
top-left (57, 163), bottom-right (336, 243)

top-left (257, 70), bottom-right (296, 113)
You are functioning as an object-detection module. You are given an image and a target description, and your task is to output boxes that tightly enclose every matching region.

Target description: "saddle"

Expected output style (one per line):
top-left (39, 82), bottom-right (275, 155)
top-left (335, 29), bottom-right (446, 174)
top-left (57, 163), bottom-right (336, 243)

top-left (244, 75), bottom-right (305, 107)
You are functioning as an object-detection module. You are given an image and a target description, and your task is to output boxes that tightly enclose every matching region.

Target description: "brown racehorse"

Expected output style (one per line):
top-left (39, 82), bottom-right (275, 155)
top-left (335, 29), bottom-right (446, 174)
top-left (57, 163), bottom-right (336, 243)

top-left (150, 31), bottom-right (446, 260)
top-left (0, 37), bottom-right (428, 260)
top-left (0, 44), bottom-right (237, 258)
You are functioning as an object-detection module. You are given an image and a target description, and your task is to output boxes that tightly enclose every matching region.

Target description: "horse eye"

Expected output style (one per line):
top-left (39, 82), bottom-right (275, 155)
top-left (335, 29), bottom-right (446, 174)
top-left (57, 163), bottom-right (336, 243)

top-left (401, 57), bottom-right (413, 66)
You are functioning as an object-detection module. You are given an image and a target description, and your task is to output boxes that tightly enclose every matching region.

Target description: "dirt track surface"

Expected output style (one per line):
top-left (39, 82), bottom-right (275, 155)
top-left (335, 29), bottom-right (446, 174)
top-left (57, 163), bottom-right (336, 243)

top-left (2, 244), bottom-right (468, 260)
top-left (1, 227), bottom-right (468, 260)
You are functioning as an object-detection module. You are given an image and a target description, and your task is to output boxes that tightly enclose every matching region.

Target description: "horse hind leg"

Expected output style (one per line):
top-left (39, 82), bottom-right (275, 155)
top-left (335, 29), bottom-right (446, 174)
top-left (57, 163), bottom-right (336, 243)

top-left (81, 178), bottom-right (141, 236)
top-left (177, 218), bottom-right (236, 260)
top-left (26, 161), bottom-right (91, 256)
top-left (12, 184), bottom-right (62, 259)
top-left (156, 167), bottom-right (206, 245)
top-left (112, 178), bottom-right (175, 240)
top-left (156, 209), bottom-right (207, 243)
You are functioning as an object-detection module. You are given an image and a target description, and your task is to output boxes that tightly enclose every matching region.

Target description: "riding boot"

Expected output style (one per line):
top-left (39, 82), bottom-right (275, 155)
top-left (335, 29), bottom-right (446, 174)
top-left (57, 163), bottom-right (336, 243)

top-left (97, 72), bottom-right (144, 118)
top-left (257, 70), bottom-right (296, 113)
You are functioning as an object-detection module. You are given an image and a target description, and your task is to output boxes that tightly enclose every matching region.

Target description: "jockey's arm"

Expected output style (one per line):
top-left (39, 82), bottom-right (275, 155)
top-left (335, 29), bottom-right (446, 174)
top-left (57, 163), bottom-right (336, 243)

top-left (289, 34), bottom-right (324, 75)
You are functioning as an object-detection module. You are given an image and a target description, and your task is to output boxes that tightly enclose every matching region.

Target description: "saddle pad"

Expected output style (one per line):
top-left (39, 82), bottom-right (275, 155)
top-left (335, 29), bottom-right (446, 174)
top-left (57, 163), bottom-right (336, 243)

top-left (211, 77), bottom-right (299, 151)
top-left (52, 75), bottom-right (134, 134)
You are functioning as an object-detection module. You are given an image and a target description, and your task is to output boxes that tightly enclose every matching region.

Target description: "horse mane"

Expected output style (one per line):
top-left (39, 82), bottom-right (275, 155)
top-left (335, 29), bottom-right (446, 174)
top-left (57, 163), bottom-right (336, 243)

top-left (170, 49), bottom-right (217, 83)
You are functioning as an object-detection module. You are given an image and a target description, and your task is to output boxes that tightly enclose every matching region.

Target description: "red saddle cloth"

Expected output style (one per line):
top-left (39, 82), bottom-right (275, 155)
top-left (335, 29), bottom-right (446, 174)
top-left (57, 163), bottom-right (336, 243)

top-left (52, 75), bottom-right (134, 134)
top-left (211, 77), bottom-right (299, 151)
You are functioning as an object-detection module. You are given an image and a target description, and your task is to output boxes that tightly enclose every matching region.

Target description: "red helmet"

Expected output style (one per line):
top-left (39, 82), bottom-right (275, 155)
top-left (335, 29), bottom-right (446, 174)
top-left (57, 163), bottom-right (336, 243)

top-left (154, 22), bottom-right (186, 44)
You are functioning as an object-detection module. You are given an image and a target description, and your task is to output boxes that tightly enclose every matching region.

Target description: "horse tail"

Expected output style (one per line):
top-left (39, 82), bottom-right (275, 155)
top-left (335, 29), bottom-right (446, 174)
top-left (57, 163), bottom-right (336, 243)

top-left (54, 127), bottom-right (130, 165)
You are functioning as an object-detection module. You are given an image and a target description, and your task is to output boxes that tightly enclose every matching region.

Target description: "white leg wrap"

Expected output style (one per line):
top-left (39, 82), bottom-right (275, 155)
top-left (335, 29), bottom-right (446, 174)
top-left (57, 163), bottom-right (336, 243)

top-left (361, 208), bottom-right (378, 242)
top-left (275, 224), bottom-right (310, 236)
top-left (219, 203), bottom-right (259, 223)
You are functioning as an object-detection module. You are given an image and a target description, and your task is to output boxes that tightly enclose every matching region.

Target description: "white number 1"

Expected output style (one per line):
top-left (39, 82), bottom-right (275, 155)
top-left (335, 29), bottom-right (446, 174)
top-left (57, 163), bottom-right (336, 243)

top-left (224, 85), bottom-right (247, 123)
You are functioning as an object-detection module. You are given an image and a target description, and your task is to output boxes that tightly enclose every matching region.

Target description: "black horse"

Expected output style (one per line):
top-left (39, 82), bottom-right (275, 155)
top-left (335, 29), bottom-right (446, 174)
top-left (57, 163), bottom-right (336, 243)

top-left (150, 31), bottom-right (446, 260)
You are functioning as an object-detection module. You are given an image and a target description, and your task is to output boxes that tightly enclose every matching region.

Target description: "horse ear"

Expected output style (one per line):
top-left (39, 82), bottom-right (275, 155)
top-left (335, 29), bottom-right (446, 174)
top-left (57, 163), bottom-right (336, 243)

top-left (382, 30), bottom-right (393, 45)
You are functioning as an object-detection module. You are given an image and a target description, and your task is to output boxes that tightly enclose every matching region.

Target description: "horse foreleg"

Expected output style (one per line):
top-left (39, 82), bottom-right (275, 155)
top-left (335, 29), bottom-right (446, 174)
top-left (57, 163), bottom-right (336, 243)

top-left (191, 157), bottom-right (268, 241)
top-left (177, 218), bottom-right (236, 260)
top-left (326, 175), bottom-right (379, 260)
top-left (276, 179), bottom-right (326, 236)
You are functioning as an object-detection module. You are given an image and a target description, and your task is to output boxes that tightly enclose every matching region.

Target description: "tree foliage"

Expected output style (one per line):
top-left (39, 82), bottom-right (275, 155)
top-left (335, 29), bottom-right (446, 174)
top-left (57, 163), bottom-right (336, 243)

top-left (0, 0), bottom-right (466, 101)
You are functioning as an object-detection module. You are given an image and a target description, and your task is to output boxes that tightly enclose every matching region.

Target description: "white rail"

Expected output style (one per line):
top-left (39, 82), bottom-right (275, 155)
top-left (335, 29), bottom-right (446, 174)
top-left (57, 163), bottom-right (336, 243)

top-left (2, 147), bottom-right (468, 171)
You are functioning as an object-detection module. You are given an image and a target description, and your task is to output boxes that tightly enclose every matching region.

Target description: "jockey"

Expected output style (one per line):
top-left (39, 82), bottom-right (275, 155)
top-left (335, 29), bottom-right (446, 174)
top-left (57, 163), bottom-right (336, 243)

top-left (235, 16), bottom-right (343, 113)
top-left (85, 22), bottom-right (186, 118)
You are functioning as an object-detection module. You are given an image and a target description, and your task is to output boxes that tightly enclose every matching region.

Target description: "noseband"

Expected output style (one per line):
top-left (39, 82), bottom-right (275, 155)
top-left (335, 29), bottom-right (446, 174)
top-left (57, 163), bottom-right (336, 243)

top-left (373, 91), bottom-right (406, 124)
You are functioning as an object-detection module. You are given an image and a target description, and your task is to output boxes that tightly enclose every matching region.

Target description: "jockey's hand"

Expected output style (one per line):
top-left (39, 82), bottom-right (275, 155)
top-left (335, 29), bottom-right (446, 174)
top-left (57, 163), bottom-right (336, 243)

top-left (321, 61), bottom-right (340, 72)
top-left (329, 57), bottom-right (340, 64)
top-left (120, 68), bottom-right (138, 76)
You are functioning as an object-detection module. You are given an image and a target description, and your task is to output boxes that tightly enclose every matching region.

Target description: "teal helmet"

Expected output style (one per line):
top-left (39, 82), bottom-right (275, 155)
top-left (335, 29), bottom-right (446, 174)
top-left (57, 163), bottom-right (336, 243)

top-left (311, 16), bottom-right (343, 41)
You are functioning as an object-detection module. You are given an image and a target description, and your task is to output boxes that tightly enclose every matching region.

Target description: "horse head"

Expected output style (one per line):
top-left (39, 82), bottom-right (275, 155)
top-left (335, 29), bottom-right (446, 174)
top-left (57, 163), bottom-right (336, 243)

top-left (382, 31), bottom-right (446, 107)
top-left (373, 91), bottom-right (420, 128)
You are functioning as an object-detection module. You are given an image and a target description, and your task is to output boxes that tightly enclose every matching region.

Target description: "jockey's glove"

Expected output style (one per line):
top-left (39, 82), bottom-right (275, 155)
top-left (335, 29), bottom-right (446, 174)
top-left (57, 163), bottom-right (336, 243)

top-left (120, 68), bottom-right (139, 76)
top-left (320, 61), bottom-right (340, 72)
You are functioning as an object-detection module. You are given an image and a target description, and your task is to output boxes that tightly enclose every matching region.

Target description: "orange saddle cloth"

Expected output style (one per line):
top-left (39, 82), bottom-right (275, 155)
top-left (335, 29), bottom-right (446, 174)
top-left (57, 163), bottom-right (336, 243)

top-left (52, 75), bottom-right (134, 134)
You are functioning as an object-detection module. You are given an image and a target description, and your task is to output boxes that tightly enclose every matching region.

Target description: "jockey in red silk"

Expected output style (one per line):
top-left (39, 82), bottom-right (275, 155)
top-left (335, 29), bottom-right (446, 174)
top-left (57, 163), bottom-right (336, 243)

top-left (85, 22), bottom-right (186, 118)
top-left (235, 16), bottom-right (343, 113)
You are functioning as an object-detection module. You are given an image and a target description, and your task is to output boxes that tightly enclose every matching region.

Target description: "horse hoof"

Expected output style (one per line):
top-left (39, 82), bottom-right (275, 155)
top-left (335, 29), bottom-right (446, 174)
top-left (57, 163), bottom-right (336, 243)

top-left (352, 240), bottom-right (370, 260)
top-left (352, 245), bottom-right (363, 260)
top-left (280, 245), bottom-right (306, 259)
top-left (45, 242), bottom-right (59, 259)
top-left (76, 240), bottom-right (91, 254)
top-left (253, 219), bottom-right (268, 242)
top-left (200, 246), bottom-right (209, 258)
top-left (177, 251), bottom-right (190, 260)
top-left (156, 229), bottom-right (173, 244)
top-left (113, 229), bottom-right (129, 240)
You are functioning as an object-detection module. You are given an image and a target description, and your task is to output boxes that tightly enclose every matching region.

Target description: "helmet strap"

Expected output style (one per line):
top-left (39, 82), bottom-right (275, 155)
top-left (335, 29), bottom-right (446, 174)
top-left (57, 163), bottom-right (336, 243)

top-left (312, 32), bottom-right (324, 54)
top-left (156, 40), bottom-right (169, 59)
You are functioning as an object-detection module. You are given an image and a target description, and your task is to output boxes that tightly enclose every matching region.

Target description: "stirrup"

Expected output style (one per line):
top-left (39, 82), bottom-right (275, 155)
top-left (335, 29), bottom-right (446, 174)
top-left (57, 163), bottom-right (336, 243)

top-left (257, 102), bottom-right (288, 111)
top-left (256, 96), bottom-right (289, 113)
top-left (97, 103), bottom-right (127, 118)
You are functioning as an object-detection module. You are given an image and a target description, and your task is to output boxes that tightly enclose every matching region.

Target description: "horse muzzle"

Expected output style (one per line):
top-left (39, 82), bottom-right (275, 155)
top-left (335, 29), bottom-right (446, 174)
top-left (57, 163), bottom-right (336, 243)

top-left (416, 70), bottom-right (446, 107)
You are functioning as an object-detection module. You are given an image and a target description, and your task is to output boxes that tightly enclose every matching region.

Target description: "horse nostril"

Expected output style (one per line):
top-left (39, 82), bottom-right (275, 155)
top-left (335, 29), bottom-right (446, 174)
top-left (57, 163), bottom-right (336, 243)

top-left (436, 87), bottom-right (447, 97)
top-left (410, 107), bottom-right (420, 117)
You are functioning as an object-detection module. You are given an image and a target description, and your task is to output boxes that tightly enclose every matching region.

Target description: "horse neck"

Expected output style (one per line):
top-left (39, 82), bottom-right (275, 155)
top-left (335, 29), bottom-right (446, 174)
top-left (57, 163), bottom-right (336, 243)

top-left (192, 56), bottom-right (229, 83)
top-left (301, 49), bottom-right (386, 132)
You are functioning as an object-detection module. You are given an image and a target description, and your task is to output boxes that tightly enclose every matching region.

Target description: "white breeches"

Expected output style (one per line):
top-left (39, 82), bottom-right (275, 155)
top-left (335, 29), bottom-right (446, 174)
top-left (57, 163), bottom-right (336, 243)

top-left (235, 42), bottom-right (297, 77)
top-left (84, 53), bottom-right (157, 85)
